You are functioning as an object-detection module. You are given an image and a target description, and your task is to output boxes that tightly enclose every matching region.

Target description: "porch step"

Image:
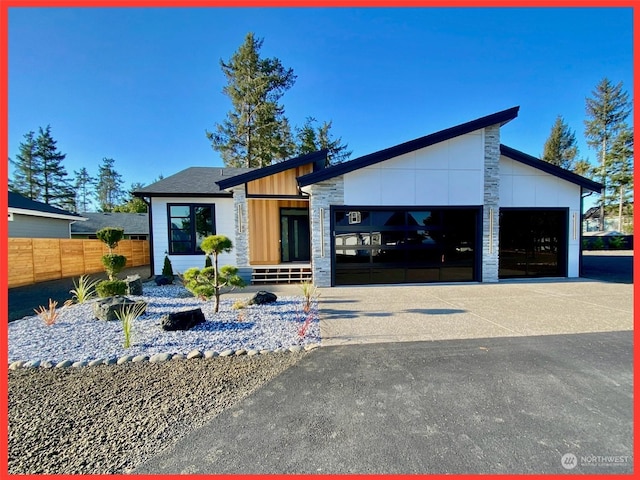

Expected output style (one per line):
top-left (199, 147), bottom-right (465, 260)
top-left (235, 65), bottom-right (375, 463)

top-left (251, 265), bottom-right (312, 284)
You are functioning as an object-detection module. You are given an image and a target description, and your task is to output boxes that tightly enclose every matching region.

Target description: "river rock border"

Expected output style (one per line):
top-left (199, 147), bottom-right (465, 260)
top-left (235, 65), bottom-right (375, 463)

top-left (8, 343), bottom-right (321, 370)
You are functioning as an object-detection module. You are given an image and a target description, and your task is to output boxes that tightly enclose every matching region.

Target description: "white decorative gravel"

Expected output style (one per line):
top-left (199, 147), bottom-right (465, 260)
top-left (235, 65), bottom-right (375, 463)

top-left (8, 284), bottom-right (320, 364)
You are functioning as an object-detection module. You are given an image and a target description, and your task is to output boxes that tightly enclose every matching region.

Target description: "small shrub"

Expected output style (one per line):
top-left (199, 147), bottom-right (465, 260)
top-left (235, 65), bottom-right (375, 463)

top-left (204, 255), bottom-right (212, 268)
top-left (591, 237), bottom-right (605, 250)
top-left (232, 299), bottom-right (247, 310)
top-left (34, 299), bottom-right (60, 326)
top-left (300, 280), bottom-right (319, 313)
top-left (115, 303), bottom-right (146, 348)
top-left (162, 255), bottom-right (175, 280)
top-left (582, 238), bottom-right (590, 250)
top-left (96, 227), bottom-right (125, 251)
top-left (96, 279), bottom-right (127, 297)
top-left (101, 254), bottom-right (127, 280)
top-left (183, 263), bottom-right (246, 312)
top-left (608, 235), bottom-right (626, 250)
top-left (69, 275), bottom-right (99, 304)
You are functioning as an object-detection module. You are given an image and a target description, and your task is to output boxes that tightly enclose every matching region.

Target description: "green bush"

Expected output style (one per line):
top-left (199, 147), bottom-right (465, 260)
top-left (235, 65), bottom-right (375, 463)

top-left (101, 254), bottom-right (127, 280)
top-left (96, 279), bottom-right (127, 297)
top-left (205, 255), bottom-right (212, 268)
top-left (591, 237), bottom-right (605, 250)
top-left (183, 264), bottom-right (245, 311)
top-left (96, 227), bottom-right (125, 251)
top-left (608, 235), bottom-right (626, 250)
top-left (582, 238), bottom-right (591, 250)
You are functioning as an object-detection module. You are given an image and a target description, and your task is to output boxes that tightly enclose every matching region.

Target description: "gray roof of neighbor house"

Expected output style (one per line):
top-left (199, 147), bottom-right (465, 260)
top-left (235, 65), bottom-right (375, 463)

top-left (70, 212), bottom-right (149, 235)
top-left (133, 167), bottom-right (254, 197)
top-left (8, 191), bottom-right (86, 221)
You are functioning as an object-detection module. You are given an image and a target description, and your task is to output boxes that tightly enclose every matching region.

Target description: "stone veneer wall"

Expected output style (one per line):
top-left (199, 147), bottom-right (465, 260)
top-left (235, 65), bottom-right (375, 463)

top-left (308, 177), bottom-right (344, 287)
top-left (482, 124), bottom-right (501, 282)
top-left (232, 185), bottom-right (249, 268)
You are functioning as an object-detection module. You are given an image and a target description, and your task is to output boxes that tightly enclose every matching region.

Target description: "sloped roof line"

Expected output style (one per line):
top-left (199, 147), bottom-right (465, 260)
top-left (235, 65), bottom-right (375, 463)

top-left (500, 144), bottom-right (602, 193)
top-left (8, 191), bottom-right (86, 220)
top-left (216, 149), bottom-right (329, 191)
top-left (297, 106), bottom-right (520, 187)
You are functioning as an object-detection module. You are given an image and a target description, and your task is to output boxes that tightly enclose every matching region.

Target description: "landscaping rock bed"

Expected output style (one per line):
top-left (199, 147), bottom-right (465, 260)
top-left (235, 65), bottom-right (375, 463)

top-left (8, 283), bottom-right (320, 366)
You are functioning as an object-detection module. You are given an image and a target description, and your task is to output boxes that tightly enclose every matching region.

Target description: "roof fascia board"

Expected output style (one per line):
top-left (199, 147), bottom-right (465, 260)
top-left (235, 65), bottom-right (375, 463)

top-left (500, 144), bottom-right (603, 193)
top-left (133, 192), bottom-right (233, 199)
top-left (216, 149), bottom-right (329, 191)
top-left (8, 207), bottom-right (88, 221)
top-left (297, 106), bottom-right (519, 187)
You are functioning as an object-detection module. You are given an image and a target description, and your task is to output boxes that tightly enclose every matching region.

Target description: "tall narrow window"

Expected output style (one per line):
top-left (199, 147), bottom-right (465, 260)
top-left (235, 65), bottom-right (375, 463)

top-left (168, 204), bottom-right (216, 254)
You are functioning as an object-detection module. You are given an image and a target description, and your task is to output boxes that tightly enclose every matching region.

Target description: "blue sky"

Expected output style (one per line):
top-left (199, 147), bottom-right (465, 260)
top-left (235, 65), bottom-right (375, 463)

top-left (7, 7), bottom-right (634, 203)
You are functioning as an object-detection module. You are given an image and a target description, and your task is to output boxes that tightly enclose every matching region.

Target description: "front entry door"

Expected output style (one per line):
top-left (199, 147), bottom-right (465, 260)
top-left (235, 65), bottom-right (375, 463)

top-left (280, 208), bottom-right (310, 262)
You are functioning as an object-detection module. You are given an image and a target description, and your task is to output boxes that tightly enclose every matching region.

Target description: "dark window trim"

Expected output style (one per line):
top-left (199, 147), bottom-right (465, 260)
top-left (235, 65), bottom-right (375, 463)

top-left (166, 203), bottom-right (216, 255)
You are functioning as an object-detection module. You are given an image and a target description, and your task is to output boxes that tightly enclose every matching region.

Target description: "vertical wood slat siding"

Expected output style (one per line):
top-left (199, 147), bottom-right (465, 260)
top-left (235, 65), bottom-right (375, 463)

top-left (246, 164), bottom-right (313, 196)
top-left (8, 238), bottom-right (150, 288)
top-left (248, 199), bottom-right (308, 265)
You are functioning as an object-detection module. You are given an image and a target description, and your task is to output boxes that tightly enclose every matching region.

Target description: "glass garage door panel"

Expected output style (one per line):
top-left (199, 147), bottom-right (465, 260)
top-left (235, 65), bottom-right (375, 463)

top-left (333, 208), bottom-right (479, 285)
top-left (499, 209), bottom-right (567, 278)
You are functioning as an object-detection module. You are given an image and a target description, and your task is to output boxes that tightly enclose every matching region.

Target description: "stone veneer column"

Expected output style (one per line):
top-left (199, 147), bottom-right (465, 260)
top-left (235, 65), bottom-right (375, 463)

top-left (232, 185), bottom-right (249, 268)
top-left (482, 124), bottom-right (501, 282)
top-left (308, 177), bottom-right (344, 287)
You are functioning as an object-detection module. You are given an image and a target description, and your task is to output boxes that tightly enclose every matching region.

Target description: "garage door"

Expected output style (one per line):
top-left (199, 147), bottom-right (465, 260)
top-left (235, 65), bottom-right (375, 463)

top-left (499, 208), bottom-right (568, 278)
top-left (333, 207), bottom-right (481, 285)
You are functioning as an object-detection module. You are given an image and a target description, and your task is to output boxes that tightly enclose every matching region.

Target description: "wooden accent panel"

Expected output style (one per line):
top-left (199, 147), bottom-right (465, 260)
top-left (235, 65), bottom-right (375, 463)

top-left (8, 238), bottom-right (151, 288)
top-left (248, 199), bottom-right (308, 265)
top-left (246, 164), bottom-right (313, 196)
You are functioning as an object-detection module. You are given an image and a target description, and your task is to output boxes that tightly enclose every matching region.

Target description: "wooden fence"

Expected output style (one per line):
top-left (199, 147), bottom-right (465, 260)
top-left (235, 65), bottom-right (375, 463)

top-left (8, 238), bottom-right (150, 288)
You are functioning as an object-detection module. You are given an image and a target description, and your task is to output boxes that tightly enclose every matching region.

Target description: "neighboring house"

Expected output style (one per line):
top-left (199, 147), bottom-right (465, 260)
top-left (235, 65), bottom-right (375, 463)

top-left (135, 106), bottom-right (602, 286)
top-left (70, 212), bottom-right (149, 240)
top-left (8, 191), bottom-right (86, 238)
top-left (583, 206), bottom-right (633, 233)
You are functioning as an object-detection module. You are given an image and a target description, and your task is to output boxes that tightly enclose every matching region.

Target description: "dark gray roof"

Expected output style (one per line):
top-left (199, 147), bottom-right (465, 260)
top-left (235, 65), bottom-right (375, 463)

top-left (8, 191), bottom-right (84, 219)
top-left (133, 167), bottom-right (254, 197)
top-left (70, 212), bottom-right (149, 235)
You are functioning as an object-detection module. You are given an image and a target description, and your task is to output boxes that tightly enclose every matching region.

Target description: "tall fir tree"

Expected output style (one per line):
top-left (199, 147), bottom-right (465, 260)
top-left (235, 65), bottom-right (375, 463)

top-left (35, 125), bottom-right (75, 210)
top-left (584, 78), bottom-right (631, 231)
top-left (542, 115), bottom-right (578, 170)
top-left (608, 127), bottom-right (633, 233)
top-left (9, 130), bottom-right (42, 200)
top-left (73, 167), bottom-right (96, 212)
top-left (296, 117), bottom-right (352, 165)
top-left (96, 157), bottom-right (125, 212)
top-left (206, 33), bottom-right (297, 168)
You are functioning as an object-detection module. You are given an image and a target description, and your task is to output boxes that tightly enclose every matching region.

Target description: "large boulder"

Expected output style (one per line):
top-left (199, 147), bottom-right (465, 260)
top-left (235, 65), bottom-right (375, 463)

top-left (248, 291), bottom-right (277, 305)
top-left (125, 274), bottom-right (143, 296)
top-left (93, 296), bottom-right (147, 322)
top-left (161, 308), bottom-right (205, 331)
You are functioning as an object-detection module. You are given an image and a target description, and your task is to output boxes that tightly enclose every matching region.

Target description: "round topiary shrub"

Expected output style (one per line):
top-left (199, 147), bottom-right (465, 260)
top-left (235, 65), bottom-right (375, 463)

top-left (101, 254), bottom-right (127, 280)
top-left (96, 279), bottom-right (127, 298)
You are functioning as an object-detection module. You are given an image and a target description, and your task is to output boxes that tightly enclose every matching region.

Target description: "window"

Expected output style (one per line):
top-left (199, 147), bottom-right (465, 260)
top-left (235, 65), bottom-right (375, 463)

top-left (168, 204), bottom-right (215, 254)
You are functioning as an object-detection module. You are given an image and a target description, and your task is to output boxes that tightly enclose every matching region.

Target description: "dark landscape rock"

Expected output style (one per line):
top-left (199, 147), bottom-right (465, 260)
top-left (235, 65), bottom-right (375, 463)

top-left (248, 291), bottom-right (277, 305)
top-left (93, 296), bottom-right (148, 322)
top-left (125, 275), bottom-right (143, 296)
top-left (161, 308), bottom-right (205, 331)
top-left (154, 275), bottom-right (173, 286)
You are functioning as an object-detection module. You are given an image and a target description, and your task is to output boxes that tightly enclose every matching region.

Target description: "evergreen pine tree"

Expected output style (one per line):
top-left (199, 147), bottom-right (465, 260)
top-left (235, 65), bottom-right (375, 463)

top-left (542, 115), bottom-right (578, 170)
top-left (296, 117), bottom-right (352, 165)
top-left (114, 182), bottom-right (148, 213)
top-left (206, 32), bottom-right (297, 168)
top-left (96, 157), bottom-right (125, 212)
top-left (73, 167), bottom-right (96, 213)
top-left (36, 125), bottom-right (75, 210)
top-left (9, 130), bottom-right (42, 200)
top-left (584, 78), bottom-right (632, 230)
top-left (608, 127), bottom-right (634, 233)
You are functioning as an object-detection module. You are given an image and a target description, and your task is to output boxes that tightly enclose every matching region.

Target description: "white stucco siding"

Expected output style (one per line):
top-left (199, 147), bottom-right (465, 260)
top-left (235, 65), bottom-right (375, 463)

top-left (499, 156), bottom-right (582, 277)
top-left (150, 196), bottom-right (236, 274)
top-left (344, 131), bottom-right (485, 206)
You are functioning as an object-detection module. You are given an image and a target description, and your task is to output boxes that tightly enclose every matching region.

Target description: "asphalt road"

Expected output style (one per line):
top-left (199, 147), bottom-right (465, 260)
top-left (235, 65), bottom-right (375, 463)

top-left (134, 330), bottom-right (633, 474)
